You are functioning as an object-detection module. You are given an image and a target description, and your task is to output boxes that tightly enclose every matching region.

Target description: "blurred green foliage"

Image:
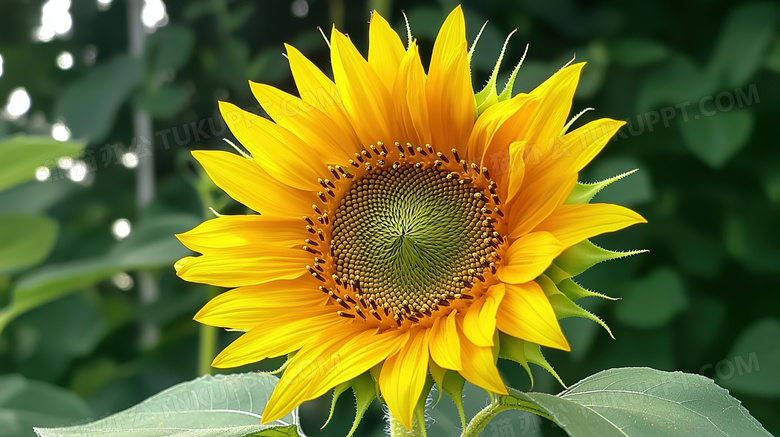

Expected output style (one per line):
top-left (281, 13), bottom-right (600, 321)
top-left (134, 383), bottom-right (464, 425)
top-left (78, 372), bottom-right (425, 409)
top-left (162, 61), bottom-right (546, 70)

top-left (0, 0), bottom-right (779, 436)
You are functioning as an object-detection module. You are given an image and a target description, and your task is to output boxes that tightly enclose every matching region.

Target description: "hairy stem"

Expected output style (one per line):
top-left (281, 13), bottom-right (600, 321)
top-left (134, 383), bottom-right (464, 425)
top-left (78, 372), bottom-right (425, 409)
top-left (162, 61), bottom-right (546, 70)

top-left (388, 411), bottom-right (425, 437)
top-left (461, 389), bottom-right (552, 437)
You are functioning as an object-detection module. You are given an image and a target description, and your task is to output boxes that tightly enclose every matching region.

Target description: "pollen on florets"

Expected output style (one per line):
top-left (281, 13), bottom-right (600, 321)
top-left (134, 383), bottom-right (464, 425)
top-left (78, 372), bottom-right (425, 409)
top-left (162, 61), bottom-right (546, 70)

top-left (301, 142), bottom-right (506, 327)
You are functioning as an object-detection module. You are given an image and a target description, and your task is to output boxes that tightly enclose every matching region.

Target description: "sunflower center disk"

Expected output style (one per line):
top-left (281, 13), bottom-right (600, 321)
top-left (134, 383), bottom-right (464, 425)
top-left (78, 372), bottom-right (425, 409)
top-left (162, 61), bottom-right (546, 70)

top-left (323, 158), bottom-right (503, 325)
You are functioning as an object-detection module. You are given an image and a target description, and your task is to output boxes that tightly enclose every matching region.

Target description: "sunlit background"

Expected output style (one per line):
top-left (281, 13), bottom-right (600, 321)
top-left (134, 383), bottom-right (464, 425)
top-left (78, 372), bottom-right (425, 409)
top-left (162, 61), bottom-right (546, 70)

top-left (0, 0), bottom-right (779, 436)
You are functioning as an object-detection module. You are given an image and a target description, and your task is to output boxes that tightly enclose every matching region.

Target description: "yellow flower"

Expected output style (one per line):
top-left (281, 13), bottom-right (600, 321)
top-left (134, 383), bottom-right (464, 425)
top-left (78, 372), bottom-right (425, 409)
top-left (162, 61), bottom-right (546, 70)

top-left (175, 6), bottom-right (645, 430)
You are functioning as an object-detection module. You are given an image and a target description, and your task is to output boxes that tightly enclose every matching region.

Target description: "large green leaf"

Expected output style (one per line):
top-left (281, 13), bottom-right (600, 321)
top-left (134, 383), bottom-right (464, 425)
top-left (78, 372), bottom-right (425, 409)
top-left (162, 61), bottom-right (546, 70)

top-left (635, 55), bottom-right (716, 114)
top-left (0, 214), bottom-right (200, 332)
top-left (148, 25), bottom-right (196, 73)
top-left (0, 179), bottom-right (79, 214)
top-left (8, 294), bottom-right (107, 382)
top-left (678, 109), bottom-right (754, 169)
top-left (136, 84), bottom-right (187, 117)
top-left (486, 368), bottom-right (771, 437)
top-left (724, 214), bottom-right (780, 273)
top-left (0, 374), bottom-right (92, 437)
top-left (614, 267), bottom-right (688, 329)
top-left (0, 135), bottom-right (85, 192)
top-left (34, 373), bottom-right (302, 437)
top-left (54, 54), bottom-right (142, 143)
top-left (0, 214), bottom-right (58, 274)
top-left (706, 2), bottom-right (778, 88)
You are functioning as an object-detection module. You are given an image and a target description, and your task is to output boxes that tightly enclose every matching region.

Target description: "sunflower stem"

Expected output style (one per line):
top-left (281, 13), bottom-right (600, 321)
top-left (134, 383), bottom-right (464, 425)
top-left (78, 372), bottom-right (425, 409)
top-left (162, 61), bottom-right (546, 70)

top-left (197, 286), bottom-right (220, 375)
top-left (460, 389), bottom-right (553, 437)
top-left (388, 411), bottom-right (425, 437)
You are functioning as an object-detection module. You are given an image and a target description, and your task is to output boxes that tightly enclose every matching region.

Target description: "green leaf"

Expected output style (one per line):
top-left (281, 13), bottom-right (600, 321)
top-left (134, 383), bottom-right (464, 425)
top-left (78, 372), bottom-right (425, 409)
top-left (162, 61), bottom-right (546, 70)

top-left (612, 38), bottom-right (669, 67)
top-left (538, 275), bottom-right (613, 340)
top-left (34, 373), bottom-right (302, 437)
top-left (718, 318), bottom-right (780, 397)
top-left (707, 2), bottom-right (779, 88)
top-left (505, 367), bottom-right (772, 437)
top-left (324, 373), bottom-right (376, 437)
top-left (0, 179), bottom-right (79, 214)
top-left (635, 55), bottom-right (716, 113)
top-left (678, 109), bottom-right (754, 169)
top-left (0, 374), bottom-right (92, 437)
top-left (765, 36), bottom-right (780, 73)
top-left (0, 214), bottom-right (58, 274)
top-left (615, 267), bottom-right (688, 329)
top-left (149, 25), bottom-right (196, 73)
top-left (0, 214), bottom-right (200, 332)
top-left (347, 373), bottom-right (377, 437)
top-left (499, 332), bottom-right (566, 390)
top-left (474, 28), bottom-right (518, 114)
top-left (9, 294), bottom-right (107, 382)
top-left (136, 84), bottom-right (187, 118)
top-left (724, 214), bottom-right (780, 273)
top-left (0, 135), bottom-right (85, 192)
top-left (565, 169), bottom-right (639, 205)
top-left (433, 368), bottom-right (467, 429)
top-left (668, 225), bottom-right (725, 278)
top-left (557, 277), bottom-right (615, 301)
top-left (554, 240), bottom-right (645, 278)
top-left (55, 54), bottom-right (142, 143)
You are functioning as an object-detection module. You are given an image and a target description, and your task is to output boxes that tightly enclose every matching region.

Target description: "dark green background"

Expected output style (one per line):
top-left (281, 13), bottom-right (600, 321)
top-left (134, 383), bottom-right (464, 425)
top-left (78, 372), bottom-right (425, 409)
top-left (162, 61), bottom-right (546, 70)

top-left (1, 0), bottom-right (779, 436)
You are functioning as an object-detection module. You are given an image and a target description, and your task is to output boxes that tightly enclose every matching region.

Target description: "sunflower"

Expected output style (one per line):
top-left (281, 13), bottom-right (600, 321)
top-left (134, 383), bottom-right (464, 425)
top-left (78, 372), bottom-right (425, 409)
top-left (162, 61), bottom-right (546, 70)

top-left (174, 6), bottom-right (645, 431)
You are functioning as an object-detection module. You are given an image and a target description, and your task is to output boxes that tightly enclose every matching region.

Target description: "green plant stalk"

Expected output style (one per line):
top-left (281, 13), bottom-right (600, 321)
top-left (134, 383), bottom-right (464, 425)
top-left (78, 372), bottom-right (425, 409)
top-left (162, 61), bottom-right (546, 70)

top-left (461, 389), bottom-right (553, 437)
top-left (198, 323), bottom-right (217, 376)
top-left (198, 286), bottom-right (221, 375)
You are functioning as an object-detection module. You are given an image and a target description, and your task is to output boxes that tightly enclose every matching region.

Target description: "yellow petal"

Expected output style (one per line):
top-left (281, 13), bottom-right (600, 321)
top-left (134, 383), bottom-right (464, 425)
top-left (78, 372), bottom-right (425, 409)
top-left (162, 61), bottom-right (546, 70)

top-left (194, 277), bottom-right (327, 330)
top-left (496, 282), bottom-right (570, 351)
top-left (463, 284), bottom-right (505, 347)
top-left (523, 63), bottom-right (584, 151)
top-left (331, 28), bottom-right (396, 146)
top-left (284, 44), bottom-right (358, 141)
top-left (173, 256), bottom-right (192, 274)
top-left (533, 203), bottom-right (646, 247)
top-left (218, 101), bottom-right (324, 192)
top-left (249, 81), bottom-right (359, 160)
top-left (262, 325), bottom-right (406, 424)
top-left (538, 118), bottom-right (626, 177)
top-left (501, 141), bottom-right (527, 204)
top-left (175, 215), bottom-right (307, 253)
top-left (191, 150), bottom-right (312, 218)
top-left (507, 173), bottom-right (577, 240)
top-left (468, 93), bottom-right (538, 165)
top-left (470, 95), bottom-right (538, 202)
top-left (174, 247), bottom-right (308, 288)
top-left (429, 309), bottom-right (462, 371)
top-left (427, 6), bottom-right (474, 155)
top-left (392, 41), bottom-right (431, 148)
top-left (379, 327), bottom-right (431, 430)
top-left (457, 320), bottom-right (508, 394)
top-left (211, 308), bottom-right (343, 368)
top-left (368, 10), bottom-right (405, 91)
top-left (497, 232), bottom-right (565, 284)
